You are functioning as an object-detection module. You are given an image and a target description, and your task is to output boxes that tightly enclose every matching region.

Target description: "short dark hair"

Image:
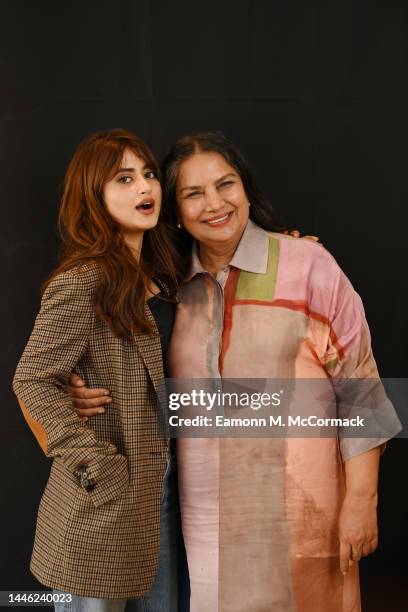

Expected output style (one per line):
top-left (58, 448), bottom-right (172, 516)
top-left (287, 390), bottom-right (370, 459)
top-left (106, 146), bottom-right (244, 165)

top-left (161, 131), bottom-right (285, 275)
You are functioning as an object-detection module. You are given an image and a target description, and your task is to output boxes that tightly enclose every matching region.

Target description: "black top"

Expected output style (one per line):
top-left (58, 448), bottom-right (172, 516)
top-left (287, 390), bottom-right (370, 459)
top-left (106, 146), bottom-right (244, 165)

top-left (147, 292), bottom-right (176, 377)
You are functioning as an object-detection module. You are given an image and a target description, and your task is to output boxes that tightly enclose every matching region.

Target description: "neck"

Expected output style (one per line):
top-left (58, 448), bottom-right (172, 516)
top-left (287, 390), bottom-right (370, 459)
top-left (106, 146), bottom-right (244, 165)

top-left (198, 236), bottom-right (241, 275)
top-left (124, 232), bottom-right (143, 262)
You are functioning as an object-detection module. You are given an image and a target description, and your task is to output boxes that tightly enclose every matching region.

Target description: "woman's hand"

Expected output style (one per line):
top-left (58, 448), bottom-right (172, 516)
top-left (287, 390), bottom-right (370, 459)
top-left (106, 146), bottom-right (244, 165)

top-left (338, 491), bottom-right (378, 575)
top-left (67, 373), bottom-right (112, 421)
top-left (339, 447), bottom-right (381, 575)
top-left (284, 229), bottom-right (320, 242)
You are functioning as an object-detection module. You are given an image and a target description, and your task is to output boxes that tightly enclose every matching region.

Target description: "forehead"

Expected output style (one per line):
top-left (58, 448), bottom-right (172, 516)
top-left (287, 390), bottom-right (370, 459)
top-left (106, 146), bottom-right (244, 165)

top-left (120, 148), bottom-right (146, 168)
top-left (177, 152), bottom-right (236, 185)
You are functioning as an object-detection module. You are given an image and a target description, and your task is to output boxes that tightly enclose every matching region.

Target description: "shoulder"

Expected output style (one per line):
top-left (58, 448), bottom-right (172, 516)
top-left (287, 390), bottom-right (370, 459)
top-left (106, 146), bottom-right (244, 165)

top-left (266, 232), bottom-right (361, 323)
top-left (267, 231), bottom-right (342, 277)
top-left (266, 231), bottom-right (352, 319)
top-left (44, 263), bottom-right (101, 299)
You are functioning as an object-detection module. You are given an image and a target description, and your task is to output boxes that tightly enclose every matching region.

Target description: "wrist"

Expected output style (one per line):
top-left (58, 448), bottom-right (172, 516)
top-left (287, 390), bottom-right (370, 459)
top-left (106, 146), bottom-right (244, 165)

top-left (344, 488), bottom-right (378, 505)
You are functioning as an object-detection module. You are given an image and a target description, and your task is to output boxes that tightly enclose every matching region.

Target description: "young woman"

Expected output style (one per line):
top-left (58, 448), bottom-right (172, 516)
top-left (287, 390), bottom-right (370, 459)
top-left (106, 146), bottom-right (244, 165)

top-left (13, 130), bottom-right (183, 611)
top-left (72, 132), bottom-right (401, 612)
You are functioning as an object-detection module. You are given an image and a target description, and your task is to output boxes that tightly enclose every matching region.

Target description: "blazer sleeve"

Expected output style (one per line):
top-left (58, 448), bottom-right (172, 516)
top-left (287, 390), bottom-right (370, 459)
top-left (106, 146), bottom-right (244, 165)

top-left (13, 269), bottom-right (129, 508)
top-left (323, 265), bottom-right (402, 461)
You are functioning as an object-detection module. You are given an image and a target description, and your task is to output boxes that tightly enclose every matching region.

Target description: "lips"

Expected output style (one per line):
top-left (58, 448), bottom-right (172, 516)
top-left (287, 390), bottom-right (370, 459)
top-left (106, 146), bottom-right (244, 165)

top-left (135, 198), bottom-right (155, 215)
top-left (203, 211), bottom-right (233, 226)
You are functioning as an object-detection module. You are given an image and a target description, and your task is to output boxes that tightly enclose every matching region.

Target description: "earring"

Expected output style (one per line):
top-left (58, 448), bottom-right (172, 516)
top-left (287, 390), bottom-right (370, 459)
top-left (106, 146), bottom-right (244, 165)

top-left (248, 201), bottom-right (251, 207)
top-left (177, 222), bottom-right (182, 229)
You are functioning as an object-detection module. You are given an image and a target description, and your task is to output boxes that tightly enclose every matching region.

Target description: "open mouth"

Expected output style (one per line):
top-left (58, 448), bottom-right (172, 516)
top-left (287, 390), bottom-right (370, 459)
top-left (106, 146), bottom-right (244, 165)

top-left (204, 211), bottom-right (233, 226)
top-left (135, 199), bottom-right (155, 214)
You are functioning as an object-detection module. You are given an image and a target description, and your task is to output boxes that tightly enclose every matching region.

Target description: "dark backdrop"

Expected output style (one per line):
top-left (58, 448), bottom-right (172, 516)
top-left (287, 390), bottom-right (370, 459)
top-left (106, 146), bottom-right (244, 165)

top-left (1, 1), bottom-right (407, 610)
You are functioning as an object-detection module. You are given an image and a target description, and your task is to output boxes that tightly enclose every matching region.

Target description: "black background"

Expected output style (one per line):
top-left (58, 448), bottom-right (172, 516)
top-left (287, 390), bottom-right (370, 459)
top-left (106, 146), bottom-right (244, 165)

top-left (1, 1), bottom-right (408, 610)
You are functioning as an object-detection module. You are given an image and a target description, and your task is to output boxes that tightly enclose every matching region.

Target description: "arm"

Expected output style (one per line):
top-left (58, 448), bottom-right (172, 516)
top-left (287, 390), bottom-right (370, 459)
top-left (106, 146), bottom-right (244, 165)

top-left (339, 447), bottom-right (380, 574)
top-left (13, 269), bottom-right (128, 508)
top-left (68, 372), bottom-right (112, 421)
top-left (322, 263), bottom-right (401, 573)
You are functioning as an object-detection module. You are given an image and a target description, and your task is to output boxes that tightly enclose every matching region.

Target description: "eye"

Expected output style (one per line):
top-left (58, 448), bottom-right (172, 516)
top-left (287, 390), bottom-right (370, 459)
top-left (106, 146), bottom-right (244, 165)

top-left (186, 191), bottom-right (202, 198)
top-left (219, 180), bottom-right (234, 189)
top-left (117, 175), bottom-right (133, 184)
top-left (144, 170), bottom-right (157, 179)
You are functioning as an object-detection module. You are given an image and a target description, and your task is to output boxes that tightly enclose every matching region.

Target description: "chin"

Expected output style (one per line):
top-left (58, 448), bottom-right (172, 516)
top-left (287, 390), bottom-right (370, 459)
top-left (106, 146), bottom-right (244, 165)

top-left (125, 221), bottom-right (157, 235)
top-left (204, 225), bottom-right (240, 241)
top-left (141, 216), bottom-right (160, 229)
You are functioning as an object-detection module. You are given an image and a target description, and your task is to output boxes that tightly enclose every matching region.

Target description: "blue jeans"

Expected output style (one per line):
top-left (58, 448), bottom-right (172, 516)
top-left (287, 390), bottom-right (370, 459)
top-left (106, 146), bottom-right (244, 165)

top-left (54, 447), bottom-right (180, 612)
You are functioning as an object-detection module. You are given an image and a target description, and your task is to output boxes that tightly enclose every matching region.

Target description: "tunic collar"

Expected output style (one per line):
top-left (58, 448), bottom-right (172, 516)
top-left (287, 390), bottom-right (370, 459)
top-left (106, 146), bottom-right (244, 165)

top-left (187, 219), bottom-right (270, 281)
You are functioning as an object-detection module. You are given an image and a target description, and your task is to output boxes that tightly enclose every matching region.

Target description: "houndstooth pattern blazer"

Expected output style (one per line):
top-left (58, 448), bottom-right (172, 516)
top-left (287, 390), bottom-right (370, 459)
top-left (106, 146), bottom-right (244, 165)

top-left (13, 264), bottom-right (169, 598)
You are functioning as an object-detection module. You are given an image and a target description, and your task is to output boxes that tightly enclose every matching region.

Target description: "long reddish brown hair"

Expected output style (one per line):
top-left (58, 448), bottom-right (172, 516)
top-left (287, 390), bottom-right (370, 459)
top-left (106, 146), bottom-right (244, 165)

top-left (46, 129), bottom-right (181, 339)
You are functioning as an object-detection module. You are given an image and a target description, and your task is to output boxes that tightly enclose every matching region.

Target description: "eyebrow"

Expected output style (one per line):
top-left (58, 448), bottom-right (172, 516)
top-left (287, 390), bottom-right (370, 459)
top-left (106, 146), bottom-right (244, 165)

top-left (180, 172), bottom-right (237, 192)
top-left (116, 163), bottom-right (151, 173)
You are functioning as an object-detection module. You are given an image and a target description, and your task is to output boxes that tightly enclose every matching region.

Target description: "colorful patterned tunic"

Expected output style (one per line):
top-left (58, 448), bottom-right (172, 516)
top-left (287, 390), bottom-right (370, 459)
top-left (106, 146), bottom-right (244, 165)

top-left (168, 220), bottom-right (400, 612)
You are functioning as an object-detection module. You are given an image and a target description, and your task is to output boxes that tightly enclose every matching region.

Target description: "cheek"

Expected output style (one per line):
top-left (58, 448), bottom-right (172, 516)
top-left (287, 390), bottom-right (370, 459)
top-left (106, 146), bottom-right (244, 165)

top-left (153, 182), bottom-right (162, 201)
top-left (231, 188), bottom-right (248, 209)
top-left (177, 201), bottom-right (192, 224)
top-left (103, 185), bottom-right (122, 211)
top-left (102, 189), bottom-right (115, 214)
top-left (179, 203), bottom-right (202, 227)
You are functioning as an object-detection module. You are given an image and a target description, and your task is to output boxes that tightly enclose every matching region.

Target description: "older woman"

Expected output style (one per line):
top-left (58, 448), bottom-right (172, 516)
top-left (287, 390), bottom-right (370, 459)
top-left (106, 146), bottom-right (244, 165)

top-left (72, 132), bottom-right (401, 612)
top-left (162, 132), bottom-right (401, 612)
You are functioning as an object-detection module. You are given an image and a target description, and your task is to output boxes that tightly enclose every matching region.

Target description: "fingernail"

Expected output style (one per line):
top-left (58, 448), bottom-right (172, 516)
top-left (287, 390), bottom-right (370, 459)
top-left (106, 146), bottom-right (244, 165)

top-left (104, 391), bottom-right (110, 396)
top-left (105, 397), bottom-right (112, 403)
top-left (98, 409), bottom-right (105, 414)
top-left (342, 571), bottom-right (347, 576)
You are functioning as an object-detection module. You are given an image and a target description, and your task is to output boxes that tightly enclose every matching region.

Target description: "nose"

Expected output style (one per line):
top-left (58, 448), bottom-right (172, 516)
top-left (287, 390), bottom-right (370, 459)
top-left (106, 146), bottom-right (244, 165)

top-left (204, 188), bottom-right (223, 212)
top-left (136, 174), bottom-right (152, 195)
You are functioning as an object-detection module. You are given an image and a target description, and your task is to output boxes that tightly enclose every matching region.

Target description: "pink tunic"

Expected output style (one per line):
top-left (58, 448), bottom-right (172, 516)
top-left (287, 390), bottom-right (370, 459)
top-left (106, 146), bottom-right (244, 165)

top-left (168, 220), bottom-right (400, 612)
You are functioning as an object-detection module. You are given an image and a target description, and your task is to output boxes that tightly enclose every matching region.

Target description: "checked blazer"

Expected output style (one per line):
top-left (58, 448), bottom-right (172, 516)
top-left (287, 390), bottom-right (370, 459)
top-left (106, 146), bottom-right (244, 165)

top-left (13, 264), bottom-right (169, 599)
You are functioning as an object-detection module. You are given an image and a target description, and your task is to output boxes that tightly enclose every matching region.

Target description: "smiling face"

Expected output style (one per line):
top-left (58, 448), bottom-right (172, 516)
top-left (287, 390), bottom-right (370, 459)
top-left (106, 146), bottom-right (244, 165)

top-left (103, 148), bottom-right (162, 246)
top-left (176, 151), bottom-right (250, 250)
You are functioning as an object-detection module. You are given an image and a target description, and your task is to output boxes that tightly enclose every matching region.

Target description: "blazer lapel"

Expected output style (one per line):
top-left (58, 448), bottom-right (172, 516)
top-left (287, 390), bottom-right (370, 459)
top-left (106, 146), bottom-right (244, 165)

top-left (134, 304), bottom-right (164, 393)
